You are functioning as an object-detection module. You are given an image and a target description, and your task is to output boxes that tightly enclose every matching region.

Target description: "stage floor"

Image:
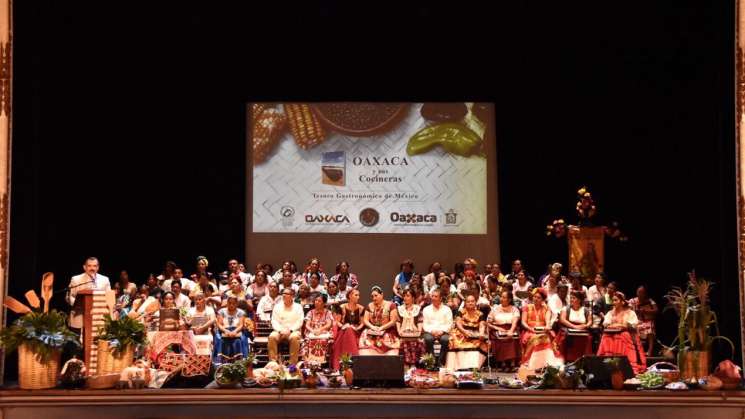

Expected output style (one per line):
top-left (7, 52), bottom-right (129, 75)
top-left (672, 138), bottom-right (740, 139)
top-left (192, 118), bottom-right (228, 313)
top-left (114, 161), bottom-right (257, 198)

top-left (1, 387), bottom-right (745, 419)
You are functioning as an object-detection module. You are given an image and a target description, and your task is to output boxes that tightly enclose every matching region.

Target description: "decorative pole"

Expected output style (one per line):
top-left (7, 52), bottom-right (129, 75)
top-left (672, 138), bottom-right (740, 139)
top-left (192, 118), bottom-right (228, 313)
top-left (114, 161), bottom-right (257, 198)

top-left (736, 0), bottom-right (745, 365)
top-left (0, 0), bottom-right (11, 386)
top-left (545, 187), bottom-right (627, 285)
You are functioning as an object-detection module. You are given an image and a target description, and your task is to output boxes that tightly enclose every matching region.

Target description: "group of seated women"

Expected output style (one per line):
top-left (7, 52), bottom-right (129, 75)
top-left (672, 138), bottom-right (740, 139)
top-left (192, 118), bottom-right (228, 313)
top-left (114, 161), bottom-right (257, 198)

top-left (112, 256), bottom-right (655, 374)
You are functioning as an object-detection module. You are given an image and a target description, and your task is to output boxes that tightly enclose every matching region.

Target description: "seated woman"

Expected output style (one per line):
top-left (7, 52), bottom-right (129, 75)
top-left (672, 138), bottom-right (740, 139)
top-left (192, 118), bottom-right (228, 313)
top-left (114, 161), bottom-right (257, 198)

top-left (152, 291), bottom-right (185, 331)
top-left (392, 259), bottom-right (414, 305)
top-left (331, 289), bottom-right (365, 370)
top-left (457, 270), bottom-right (481, 303)
top-left (186, 293), bottom-right (216, 355)
top-left (308, 272), bottom-right (326, 295)
top-left (396, 288), bottom-right (424, 369)
top-left (256, 281), bottom-right (281, 322)
top-left (214, 296), bottom-right (248, 362)
top-left (247, 270), bottom-right (269, 305)
top-left (330, 261), bottom-right (359, 290)
top-left (359, 286), bottom-right (400, 356)
top-left (128, 285), bottom-right (160, 330)
top-left (446, 294), bottom-right (488, 371)
top-left (295, 284), bottom-right (314, 315)
top-left (302, 293), bottom-right (334, 365)
top-left (597, 291), bottom-right (647, 374)
top-left (555, 291), bottom-right (593, 362)
top-left (519, 288), bottom-right (563, 373)
top-left (326, 281), bottom-right (346, 305)
top-left (487, 291), bottom-right (521, 372)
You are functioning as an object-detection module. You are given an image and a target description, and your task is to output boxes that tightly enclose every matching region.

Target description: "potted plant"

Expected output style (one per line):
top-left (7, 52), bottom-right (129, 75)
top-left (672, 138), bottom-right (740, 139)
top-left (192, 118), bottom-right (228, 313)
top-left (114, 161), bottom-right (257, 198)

top-left (0, 310), bottom-right (79, 389)
top-left (244, 352), bottom-right (256, 379)
top-left (214, 358), bottom-right (248, 388)
top-left (420, 353), bottom-right (437, 372)
top-left (340, 353), bottom-right (354, 385)
top-left (96, 314), bottom-right (147, 376)
top-left (664, 271), bottom-right (735, 380)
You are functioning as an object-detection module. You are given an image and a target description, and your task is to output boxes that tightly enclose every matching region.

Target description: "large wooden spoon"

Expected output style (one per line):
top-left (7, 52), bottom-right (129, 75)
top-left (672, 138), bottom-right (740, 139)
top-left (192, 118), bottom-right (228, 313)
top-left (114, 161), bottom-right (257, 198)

top-left (4, 295), bottom-right (31, 314)
top-left (41, 272), bottom-right (54, 313)
top-left (24, 290), bottom-right (40, 309)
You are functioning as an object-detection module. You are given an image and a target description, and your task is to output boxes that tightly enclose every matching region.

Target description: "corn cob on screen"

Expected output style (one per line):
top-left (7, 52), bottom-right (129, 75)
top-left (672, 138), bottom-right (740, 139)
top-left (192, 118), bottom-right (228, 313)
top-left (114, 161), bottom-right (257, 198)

top-left (249, 102), bottom-right (495, 235)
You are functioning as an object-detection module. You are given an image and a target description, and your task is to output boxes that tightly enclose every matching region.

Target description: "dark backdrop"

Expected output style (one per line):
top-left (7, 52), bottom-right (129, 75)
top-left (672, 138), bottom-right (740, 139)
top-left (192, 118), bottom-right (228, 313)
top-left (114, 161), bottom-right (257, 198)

top-left (5, 1), bottom-right (737, 379)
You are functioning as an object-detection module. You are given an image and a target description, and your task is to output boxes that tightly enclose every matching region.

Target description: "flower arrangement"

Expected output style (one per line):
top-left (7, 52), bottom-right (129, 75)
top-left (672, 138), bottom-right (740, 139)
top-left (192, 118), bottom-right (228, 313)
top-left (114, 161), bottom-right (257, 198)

top-left (420, 353), bottom-right (436, 371)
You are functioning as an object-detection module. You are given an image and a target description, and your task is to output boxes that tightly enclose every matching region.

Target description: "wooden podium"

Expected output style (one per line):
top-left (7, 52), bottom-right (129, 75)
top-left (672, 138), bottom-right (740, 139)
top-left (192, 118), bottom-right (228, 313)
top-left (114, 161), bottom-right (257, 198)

top-left (74, 289), bottom-right (109, 374)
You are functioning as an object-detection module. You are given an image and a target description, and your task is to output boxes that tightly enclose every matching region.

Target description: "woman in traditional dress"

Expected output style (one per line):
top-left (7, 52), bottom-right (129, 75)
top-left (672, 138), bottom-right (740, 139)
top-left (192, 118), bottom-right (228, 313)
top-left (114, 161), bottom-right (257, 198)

top-left (359, 286), bottom-right (400, 356)
top-left (299, 257), bottom-right (328, 286)
top-left (597, 292), bottom-right (647, 374)
top-left (512, 271), bottom-right (533, 309)
top-left (247, 270), bottom-right (268, 306)
top-left (129, 285), bottom-right (160, 329)
top-left (330, 261), bottom-right (359, 290)
top-left (446, 294), bottom-right (488, 370)
top-left (186, 293), bottom-right (216, 356)
top-left (555, 290), bottom-right (593, 362)
top-left (331, 288), bottom-right (365, 369)
top-left (392, 259), bottom-right (414, 305)
top-left (628, 285), bottom-right (658, 357)
top-left (487, 291), bottom-right (521, 372)
top-left (303, 293), bottom-right (334, 365)
top-left (295, 283), bottom-right (314, 315)
top-left (520, 288), bottom-right (563, 372)
top-left (214, 296), bottom-right (248, 362)
top-left (396, 288), bottom-right (424, 369)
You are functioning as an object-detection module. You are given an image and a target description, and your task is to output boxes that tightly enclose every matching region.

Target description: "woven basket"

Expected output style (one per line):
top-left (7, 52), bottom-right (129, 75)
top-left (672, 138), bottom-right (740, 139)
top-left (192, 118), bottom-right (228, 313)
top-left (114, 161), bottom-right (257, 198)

top-left (647, 362), bottom-right (680, 384)
top-left (18, 344), bottom-right (60, 390)
top-left (97, 340), bottom-right (135, 376)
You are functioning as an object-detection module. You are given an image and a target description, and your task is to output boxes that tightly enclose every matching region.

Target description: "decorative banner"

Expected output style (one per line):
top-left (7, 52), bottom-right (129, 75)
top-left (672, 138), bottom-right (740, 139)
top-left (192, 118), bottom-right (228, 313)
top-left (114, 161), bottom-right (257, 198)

top-left (0, 0), bottom-right (10, 385)
top-left (251, 103), bottom-right (489, 235)
top-left (567, 226), bottom-right (605, 284)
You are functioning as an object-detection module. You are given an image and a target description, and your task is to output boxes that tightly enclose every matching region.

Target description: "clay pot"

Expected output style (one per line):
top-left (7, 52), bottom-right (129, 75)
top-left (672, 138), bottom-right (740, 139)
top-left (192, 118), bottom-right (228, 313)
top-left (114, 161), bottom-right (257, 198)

top-left (343, 368), bottom-right (354, 387)
top-left (610, 370), bottom-right (624, 390)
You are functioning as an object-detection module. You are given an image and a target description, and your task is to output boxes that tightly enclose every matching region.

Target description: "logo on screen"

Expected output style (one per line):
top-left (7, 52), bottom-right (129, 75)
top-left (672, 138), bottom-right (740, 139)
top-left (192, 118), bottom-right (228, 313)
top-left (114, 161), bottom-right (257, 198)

top-left (390, 212), bottom-right (437, 224)
top-left (281, 206), bottom-right (295, 227)
top-left (359, 208), bottom-right (380, 227)
top-left (445, 209), bottom-right (458, 225)
top-left (304, 214), bottom-right (351, 224)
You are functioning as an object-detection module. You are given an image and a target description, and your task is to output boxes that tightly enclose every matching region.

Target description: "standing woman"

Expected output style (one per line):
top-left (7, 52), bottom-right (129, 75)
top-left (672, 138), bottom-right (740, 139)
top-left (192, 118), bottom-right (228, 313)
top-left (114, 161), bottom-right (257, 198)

top-left (519, 288), bottom-right (563, 373)
top-left (359, 286), bottom-right (400, 356)
top-left (303, 293), bottom-right (334, 365)
top-left (487, 291), bottom-right (521, 372)
top-left (396, 289), bottom-right (424, 369)
top-left (446, 294), bottom-right (488, 371)
top-left (331, 289), bottom-right (365, 369)
top-left (392, 259), bottom-right (414, 305)
top-left (628, 285), bottom-right (658, 357)
top-left (597, 292), bottom-right (647, 373)
top-left (555, 291), bottom-right (593, 362)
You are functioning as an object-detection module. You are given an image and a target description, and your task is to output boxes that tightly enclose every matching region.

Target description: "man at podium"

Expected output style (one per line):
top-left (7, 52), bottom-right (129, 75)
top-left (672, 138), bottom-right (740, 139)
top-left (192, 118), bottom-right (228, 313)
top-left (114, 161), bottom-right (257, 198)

top-left (65, 257), bottom-right (111, 331)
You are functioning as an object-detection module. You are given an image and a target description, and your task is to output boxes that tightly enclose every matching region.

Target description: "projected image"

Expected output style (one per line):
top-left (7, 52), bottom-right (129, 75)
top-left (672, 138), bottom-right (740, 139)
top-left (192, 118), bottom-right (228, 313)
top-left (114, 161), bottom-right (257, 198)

top-left (250, 102), bottom-right (492, 234)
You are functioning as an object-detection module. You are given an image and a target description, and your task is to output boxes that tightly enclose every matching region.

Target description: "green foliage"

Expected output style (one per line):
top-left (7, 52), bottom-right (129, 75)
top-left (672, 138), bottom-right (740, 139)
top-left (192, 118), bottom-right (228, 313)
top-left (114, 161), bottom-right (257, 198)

top-left (339, 353), bottom-right (353, 370)
top-left (0, 310), bottom-right (79, 362)
top-left (96, 314), bottom-right (147, 355)
top-left (215, 358), bottom-right (248, 384)
top-left (664, 271), bottom-right (722, 353)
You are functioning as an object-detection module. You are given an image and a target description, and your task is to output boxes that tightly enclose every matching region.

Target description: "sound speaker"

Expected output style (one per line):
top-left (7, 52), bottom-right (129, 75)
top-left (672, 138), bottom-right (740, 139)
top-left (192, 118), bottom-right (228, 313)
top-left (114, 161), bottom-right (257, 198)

top-left (351, 356), bottom-right (405, 387)
top-left (578, 356), bottom-right (635, 389)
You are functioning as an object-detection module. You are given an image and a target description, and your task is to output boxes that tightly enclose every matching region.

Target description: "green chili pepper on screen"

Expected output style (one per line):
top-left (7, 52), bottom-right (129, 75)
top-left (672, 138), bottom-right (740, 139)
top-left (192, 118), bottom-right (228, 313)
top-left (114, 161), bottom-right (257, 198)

top-left (406, 123), bottom-right (482, 157)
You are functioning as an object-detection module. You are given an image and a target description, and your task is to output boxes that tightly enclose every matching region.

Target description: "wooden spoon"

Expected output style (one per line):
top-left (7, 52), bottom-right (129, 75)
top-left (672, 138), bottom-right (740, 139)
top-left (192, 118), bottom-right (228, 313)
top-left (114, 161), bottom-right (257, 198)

top-left (105, 290), bottom-right (116, 314)
top-left (24, 290), bottom-right (40, 309)
top-left (4, 295), bottom-right (31, 314)
top-left (41, 272), bottom-right (54, 313)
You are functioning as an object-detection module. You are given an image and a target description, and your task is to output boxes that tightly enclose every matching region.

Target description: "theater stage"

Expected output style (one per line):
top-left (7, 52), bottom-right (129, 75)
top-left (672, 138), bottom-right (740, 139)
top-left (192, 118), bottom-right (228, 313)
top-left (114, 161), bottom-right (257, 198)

top-left (0, 387), bottom-right (744, 419)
